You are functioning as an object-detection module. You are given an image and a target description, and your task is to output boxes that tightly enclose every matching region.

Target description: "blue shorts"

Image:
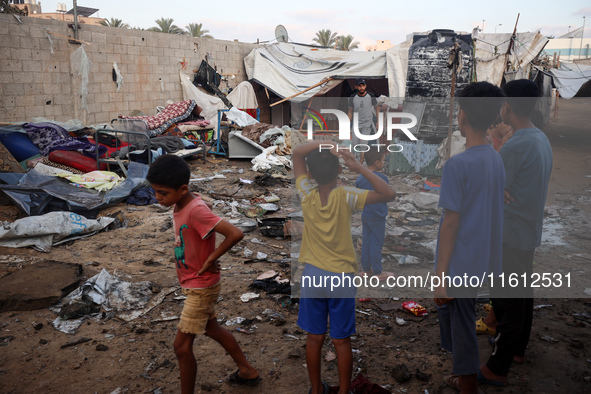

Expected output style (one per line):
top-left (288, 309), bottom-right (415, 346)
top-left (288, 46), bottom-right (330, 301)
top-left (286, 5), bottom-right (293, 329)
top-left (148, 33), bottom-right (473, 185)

top-left (297, 264), bottom-right (356, 339)
top-left (437, 297), bottom-right (479, 375)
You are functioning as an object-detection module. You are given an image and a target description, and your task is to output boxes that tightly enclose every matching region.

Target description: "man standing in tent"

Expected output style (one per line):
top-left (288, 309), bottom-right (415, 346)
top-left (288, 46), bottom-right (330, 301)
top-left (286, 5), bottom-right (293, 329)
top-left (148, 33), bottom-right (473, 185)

top-left (348, 78), bottom-right (380, 164)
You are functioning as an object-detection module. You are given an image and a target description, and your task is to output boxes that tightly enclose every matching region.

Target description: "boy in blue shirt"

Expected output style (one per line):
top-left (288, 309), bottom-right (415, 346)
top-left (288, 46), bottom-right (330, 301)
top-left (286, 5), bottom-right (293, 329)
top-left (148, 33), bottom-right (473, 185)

top-left (355, 146), bottom-right (394, 281)
top-left (434, 82), bottom-right (506, 393)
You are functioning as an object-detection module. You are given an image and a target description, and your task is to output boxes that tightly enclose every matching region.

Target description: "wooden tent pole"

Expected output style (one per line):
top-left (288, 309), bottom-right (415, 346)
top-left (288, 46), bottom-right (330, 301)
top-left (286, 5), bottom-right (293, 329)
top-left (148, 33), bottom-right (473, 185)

top-left (499, 13), bottom-right (520, 86)
top-left (270, 77), bottom-right (334, 107)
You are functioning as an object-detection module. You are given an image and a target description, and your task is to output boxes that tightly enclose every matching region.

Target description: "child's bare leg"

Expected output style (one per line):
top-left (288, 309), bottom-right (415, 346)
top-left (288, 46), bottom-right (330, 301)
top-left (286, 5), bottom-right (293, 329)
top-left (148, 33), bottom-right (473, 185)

top-left (204, 318), bottom-right (258, 379)
top-left (173, 330), bottom-right (197, 394)
top-left (332, 337), bottom-right (353, 394)
top-left (483, 309), bottom-right (497, 329)
top-left (306, 333), bottom-right (326, 394)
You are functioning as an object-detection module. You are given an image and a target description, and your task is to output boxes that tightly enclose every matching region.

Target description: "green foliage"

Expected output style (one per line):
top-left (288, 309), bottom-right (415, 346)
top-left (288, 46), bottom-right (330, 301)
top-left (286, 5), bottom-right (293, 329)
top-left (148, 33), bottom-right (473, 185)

top-left (312, 29), bottom-right (338, 47)
top-left (148, 18), bottom-right (186, 35)
top-left (99, 18), bottom-right (130, 29)
top-left (186, 23), bottom-right (213, 38)
top-left (336, 35), bottom-right (360, 51)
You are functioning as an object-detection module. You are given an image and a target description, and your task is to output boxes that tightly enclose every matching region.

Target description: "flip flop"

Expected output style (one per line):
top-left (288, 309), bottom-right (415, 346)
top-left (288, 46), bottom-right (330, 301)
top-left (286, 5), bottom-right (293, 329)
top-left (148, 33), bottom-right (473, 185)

top-left (443, 375), bottom-right (460, 390)
top-left (477, 371), bottom-right (506, 386)
top-left (476, 317), bottom-right (496, 335)
top-left (227, 369), bottom-right (261, 386)
top-left (308, 381), bottom-right (330, 394)
top-left (444, 375), bottom-right (486, 393)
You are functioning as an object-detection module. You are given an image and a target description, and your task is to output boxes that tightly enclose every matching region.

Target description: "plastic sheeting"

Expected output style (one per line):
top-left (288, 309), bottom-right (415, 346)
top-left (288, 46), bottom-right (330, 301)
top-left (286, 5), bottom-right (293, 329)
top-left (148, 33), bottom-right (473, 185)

top-left (0, 162), bottom-right (149, 216)
top-left (549, 62), bottom-right (591, 99)
top-left (386, 39), bottom-right (413, 100)
top-left (71, 46), bottom-right (92, 113)
top-left (251, 146), bottom-right (291, 172)
top-left (228, 81), bottom-right (259, 109)
top-left (52, 269), bottom-right (158, 333)
top-left (474, 32), bottom-right (549, 86)
top-left (0, 211), bottom-right (114, 252)
top-left (244, 42), bottom-right (387, 102)
top-left (226, 107), bottom-right (258, 127)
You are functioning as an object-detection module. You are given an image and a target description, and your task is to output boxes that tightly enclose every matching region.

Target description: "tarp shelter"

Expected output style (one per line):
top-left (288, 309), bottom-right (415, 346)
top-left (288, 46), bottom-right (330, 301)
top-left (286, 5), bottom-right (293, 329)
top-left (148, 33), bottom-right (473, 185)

top-left (549, 63), bottom-right (591, 99)
top-left (244, 42), bottom-right (387, 102)
top-left (385, 31), bottom-right (549, 98)
top-left (473, 32), bottom-right (549, 86)
top-left (179, 72), bottom-right (259, 129)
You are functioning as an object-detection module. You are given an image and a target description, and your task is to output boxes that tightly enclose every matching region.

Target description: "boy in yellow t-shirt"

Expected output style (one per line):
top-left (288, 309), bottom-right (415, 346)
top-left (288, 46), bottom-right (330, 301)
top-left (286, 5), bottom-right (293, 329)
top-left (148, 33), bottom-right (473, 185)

top-left (294, 141), bottom-right (396, 394)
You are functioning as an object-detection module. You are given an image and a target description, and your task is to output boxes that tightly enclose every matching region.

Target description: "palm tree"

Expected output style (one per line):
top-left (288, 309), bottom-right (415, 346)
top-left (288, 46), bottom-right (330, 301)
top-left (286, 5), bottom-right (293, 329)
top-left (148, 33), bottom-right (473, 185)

top-left (336, 35), bottom-right (360, 51)
top-left (0, 0), bottom-right (26, 15)
top-left (186, 23), bottom-right (213, 38)
top-left (148, 18), bottom-right (186, 35)
top-left (312, 29), bottom-right (338, 47)
top-left (99, 18), bottom-right (129, 29)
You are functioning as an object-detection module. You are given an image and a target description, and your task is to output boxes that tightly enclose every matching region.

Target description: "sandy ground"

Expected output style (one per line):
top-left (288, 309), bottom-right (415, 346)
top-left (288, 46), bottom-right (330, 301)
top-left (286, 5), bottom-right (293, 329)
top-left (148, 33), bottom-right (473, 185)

top-left (0, 98), bottom-right (590, 394)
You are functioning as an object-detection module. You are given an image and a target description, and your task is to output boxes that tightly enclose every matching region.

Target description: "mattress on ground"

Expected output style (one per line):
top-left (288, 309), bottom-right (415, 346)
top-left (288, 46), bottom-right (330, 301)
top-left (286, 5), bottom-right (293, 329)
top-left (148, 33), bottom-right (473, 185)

top-left (49, 150), bottom-right (107, 173)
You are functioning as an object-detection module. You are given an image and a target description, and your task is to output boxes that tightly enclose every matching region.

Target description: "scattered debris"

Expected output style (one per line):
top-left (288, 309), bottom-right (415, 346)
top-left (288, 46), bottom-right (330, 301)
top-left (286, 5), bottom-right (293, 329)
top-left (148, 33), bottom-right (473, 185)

top-left (240, 292), bottom-right (260, 303)
top-left (391, 363), bottom-right (412, 383)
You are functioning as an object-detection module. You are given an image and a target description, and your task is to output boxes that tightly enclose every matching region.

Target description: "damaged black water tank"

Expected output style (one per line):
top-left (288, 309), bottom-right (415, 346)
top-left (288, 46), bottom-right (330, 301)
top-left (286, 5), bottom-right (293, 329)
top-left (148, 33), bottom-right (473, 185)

top-left (405, 30), bottom-right (473, 140)
top-left (406, 29), bottom-right (472, 98)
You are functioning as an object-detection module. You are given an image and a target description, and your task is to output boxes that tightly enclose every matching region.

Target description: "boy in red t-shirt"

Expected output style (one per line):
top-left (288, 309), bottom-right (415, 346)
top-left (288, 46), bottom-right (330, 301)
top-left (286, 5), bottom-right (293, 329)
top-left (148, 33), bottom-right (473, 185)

top-left (147, 155), bottom-right (259, 394)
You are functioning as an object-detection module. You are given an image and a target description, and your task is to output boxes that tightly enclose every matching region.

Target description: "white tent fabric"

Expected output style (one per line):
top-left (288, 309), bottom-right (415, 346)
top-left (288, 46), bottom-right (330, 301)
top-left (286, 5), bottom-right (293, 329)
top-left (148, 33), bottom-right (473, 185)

top-left (179, 72), bottom-right (259, 129)
top-left (180, 71), bottom-right (225, 127)
top-left (474, 32), bottom-right (549, 86)
top-left (227, 81), bottom-right (259, 109)
top-left (244, 43), bottom-right (387, 102)
top-left (549, 63), bottom-right (591, 99)
top-left (385, 39), bottom-right (412, 99)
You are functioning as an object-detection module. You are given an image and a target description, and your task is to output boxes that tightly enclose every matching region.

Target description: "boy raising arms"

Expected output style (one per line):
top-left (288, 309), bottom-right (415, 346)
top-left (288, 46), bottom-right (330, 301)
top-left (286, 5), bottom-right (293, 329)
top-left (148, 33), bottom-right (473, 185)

top-left (147, 155), bottom-right (259, 394)
top-left (294, 141), bottom-right (396, 394)
top-left (434, 82), bottom-right (506, 394)
top-left (355, 145), bottom-right (394, 280)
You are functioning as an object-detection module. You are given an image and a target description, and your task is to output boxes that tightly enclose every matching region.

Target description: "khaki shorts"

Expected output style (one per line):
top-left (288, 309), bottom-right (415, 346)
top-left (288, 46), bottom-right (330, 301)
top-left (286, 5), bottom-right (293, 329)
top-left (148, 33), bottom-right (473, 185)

top-left (178, 282), bottom-right (221, 335)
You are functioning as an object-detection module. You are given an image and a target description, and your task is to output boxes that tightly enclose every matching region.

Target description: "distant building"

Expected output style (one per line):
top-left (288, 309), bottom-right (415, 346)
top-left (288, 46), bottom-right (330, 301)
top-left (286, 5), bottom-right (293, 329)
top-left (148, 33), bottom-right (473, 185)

top-left (9, 0), bottom-right (105, 26)
top-left (545, 38), bottom-right (591, 61)
top-left (366, 40), bottom-right (394, 51)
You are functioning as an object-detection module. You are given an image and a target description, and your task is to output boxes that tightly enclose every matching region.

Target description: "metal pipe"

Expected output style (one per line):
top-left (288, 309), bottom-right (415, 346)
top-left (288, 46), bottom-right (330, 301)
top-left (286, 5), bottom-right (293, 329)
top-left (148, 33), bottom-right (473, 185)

top-left (72, 0), bottom-right (78, 40)
top-left (579, 16), bottom-right (586, 59)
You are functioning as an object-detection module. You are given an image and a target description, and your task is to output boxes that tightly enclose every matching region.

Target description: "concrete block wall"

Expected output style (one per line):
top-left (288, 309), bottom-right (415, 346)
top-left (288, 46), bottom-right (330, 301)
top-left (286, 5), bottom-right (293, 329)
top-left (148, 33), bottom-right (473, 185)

top-left (0, 14), bottom-right (258, 124)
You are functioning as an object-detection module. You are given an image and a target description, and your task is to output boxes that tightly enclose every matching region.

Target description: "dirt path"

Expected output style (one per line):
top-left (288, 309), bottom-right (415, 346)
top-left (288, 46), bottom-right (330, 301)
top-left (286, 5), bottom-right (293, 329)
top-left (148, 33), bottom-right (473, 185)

top-left (1, 98), bottom-right (590, 393)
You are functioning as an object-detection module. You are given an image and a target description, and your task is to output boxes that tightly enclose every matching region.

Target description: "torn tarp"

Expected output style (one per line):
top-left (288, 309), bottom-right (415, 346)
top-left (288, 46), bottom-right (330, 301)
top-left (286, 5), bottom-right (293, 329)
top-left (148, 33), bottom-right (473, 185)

top-left (52, 269), bottom-right (162, 333)
top-left (0, 162), bottom-right (149, 216)
top-left (0, 211), bottom-right (114, 252)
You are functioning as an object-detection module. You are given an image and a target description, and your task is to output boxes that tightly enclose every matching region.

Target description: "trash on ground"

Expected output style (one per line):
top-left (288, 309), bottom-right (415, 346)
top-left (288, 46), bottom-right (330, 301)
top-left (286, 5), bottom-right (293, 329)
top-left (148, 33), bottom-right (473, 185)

top-left (240, 292), bottom-right (260, 303)
top-left (396, 317), bottom-right (406, 326)
top-left (225, 317), bottom-right (246, 326)
top-left (401, 301), bottom-right (428, 316)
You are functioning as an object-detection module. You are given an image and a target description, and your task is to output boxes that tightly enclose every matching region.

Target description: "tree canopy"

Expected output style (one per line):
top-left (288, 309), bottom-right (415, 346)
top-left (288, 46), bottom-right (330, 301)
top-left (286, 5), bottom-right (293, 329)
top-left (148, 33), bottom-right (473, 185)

top-left (186, 23), bottom-right (213, 38)
top-left (336, 35), bottom-right (360, 51)
top-left (148, 18), bottom-right (185, 35)
top-left (99, 18), bottom-right (129, 29)
top-left (312, 29), bottom-right (338, 47)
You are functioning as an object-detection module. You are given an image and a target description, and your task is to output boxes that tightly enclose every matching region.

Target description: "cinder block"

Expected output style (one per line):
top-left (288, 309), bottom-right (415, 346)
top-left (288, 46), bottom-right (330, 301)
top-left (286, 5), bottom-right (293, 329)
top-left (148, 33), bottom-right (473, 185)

top-left (9, 107), bottom-right (26, 122)
top-left (113, 43), bottom-right (125, 54)
top-left (107, 53), bottom-right (122, 64)
top-left (11, 48), bottom-right (32, 61)
top-left (32, 49), bottom-right (51, 62)
top-left (106, 34), bottom-right (121, 45)
top-left (20, 37), bottom-right (41, 50)
top-left (91, 32), bottom-right (107, 44)
top-left (13, 73), bottom-right (33, 84)
top-left (120, 35), bottom-right (134, 46)
top-left (0, 72), bottom-right (13, 84)
top-left (4, 83), bottom-right (24, 96)
top-left (127, 45), bottom-right (140, 55)
top-left (134, 36), bottom-right (147, 47)
top-left (16, 95), bottom-right (34, 107)
top-left (42, 83), bottom-right (62, 95)
top-left (22, 61), bottom-right (43, 73)
top-left (53, 94), bottom-right (71, 106)
top-left (0, 96), bottom-right (16, 108)
top-left (100, 43), bottom-right (114, 54)
top-left (25, 105), bottom-right (45, 118)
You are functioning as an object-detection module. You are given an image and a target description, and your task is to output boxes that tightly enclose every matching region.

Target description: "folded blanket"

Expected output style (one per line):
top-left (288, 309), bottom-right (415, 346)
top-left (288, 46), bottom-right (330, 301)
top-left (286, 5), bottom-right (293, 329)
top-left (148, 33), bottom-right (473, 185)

top-left (119, 100), bottom-right (197, 137)
top-left (23, 122), bottom-right (107, 159)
